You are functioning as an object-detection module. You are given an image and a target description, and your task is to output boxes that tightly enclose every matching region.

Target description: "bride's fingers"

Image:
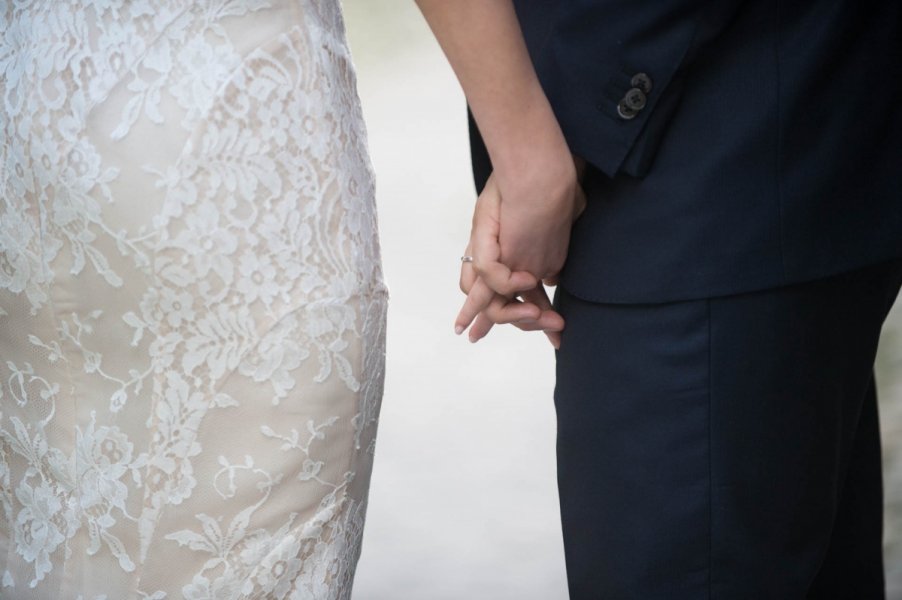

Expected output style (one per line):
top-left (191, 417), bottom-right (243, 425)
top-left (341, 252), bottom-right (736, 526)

top-left (467, 312), bottom-right (495, 343)
top-left (520, 286), bottom-right (563, 324)
top-left (511, 312), bottom-right (564, 334)
top-left (483, 294), bottom-right (541, 325)
top-left (512, 318), bottom-right (564, 348)
top-left (518, 286), bottom-right (565, 348)
top-left (511, 311), bottom-right (563, 331)
top-left (460, 263), bottom-right (476, 294)
top-left (454, 278), bottom-right (494, 334)
top-left (473, 256), bottom-right (536, 297)
top-left (468, 295), bottom-right (541, 343)
top-left (456, 277), bottom-right (542, 335)
top-left (459, 244), bottom-right (477, 294)
top-left (508, 320), bottom-right (562, 349)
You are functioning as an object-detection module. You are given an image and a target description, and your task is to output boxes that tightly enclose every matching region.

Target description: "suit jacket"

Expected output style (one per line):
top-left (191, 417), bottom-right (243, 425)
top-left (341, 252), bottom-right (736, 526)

top-left (469, 0), bottom-right (902, 303)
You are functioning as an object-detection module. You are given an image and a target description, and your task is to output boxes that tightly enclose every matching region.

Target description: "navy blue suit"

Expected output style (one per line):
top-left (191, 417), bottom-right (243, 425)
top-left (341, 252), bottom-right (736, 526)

top-left (469, 0), bottom-right (902, 597)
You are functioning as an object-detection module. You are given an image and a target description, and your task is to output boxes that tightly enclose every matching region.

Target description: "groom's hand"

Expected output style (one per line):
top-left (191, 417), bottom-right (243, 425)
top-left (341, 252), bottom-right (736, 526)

top-left (495, 156), bottom-right (586, 288)
top-left (455, 172), bottom-right (581, 347)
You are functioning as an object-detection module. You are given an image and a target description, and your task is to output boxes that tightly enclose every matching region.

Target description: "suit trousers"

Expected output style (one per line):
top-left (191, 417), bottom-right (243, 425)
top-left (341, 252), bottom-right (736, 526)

top-left (553, 257), bottom-right (902, 599)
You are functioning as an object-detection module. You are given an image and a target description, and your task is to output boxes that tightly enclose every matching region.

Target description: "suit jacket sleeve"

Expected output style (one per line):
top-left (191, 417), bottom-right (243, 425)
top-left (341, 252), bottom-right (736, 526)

top-left (518, 0), bottom-right (748, 178)
top-left (468, 107), bottom-right (493, 195)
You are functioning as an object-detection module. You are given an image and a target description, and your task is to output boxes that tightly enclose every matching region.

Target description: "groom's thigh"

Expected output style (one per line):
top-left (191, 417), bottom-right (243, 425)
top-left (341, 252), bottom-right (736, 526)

top-left (553, 258), bottom-right (902, 600)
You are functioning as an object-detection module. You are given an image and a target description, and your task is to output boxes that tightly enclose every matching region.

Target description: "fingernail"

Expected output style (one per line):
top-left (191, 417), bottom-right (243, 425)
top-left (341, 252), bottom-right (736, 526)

top-left (454, 325), bottom-right (464, 335)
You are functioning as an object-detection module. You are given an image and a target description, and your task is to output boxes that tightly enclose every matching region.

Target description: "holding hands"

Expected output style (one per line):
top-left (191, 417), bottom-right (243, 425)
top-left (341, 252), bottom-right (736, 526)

top-left (455, 159), bottom-right (586, 349)
top-left (413, 0), bottom-right (585, 348)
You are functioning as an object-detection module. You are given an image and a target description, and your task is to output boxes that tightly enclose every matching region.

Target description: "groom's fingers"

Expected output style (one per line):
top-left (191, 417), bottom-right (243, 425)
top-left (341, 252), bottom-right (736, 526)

top-left (473, 258), bottom-right (536, 297)
top-left (517, 286), bottom-right (565, 349)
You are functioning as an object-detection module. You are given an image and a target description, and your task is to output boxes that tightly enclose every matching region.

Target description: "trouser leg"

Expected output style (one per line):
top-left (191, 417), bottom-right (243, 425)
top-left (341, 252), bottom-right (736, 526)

top-left (807, 375), bottom-right (885, 599)
top-left (552, 259), bottom-right (902, 599)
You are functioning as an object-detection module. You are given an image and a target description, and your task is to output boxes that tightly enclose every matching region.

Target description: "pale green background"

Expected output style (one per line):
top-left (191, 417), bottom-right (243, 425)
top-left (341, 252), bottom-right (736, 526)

top-left (342, 2), bottom-right (902, 598)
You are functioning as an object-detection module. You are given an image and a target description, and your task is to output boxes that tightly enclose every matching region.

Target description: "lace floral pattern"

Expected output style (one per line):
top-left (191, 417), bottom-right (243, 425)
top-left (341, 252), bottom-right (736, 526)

top-left (0, 1), bottom-right (386, 598)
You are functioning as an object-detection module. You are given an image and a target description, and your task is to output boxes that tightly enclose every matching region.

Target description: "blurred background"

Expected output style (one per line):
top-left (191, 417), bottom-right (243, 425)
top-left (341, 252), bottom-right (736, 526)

top-left (341, 1), bottom-right (902, 598)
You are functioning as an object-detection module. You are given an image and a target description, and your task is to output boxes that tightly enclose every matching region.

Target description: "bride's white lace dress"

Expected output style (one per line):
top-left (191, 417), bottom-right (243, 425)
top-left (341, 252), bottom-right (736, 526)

top-left (0, 1), bottom-right (387, 597)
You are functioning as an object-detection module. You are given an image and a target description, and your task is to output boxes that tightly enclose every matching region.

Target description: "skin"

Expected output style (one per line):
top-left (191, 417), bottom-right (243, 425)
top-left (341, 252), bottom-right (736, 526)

top-left (413, 0), bottom-right (586, 348)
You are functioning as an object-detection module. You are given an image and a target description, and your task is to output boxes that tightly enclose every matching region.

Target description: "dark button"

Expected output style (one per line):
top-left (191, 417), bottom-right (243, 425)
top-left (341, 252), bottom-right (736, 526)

top-left (617, 99), bottom-right (638, 120)
top-left (631, 72), bottom-right (653, 94)
top-left (624, 87), bottom-right (647, 111)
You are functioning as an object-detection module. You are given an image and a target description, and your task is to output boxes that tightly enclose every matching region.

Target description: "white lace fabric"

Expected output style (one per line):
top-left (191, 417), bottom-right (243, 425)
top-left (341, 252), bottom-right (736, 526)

top-left (0, 1), bottom-right (387, 598)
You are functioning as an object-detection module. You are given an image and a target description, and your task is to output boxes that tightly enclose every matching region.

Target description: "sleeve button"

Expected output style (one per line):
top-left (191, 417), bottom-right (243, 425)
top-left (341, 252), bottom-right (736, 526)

top-left (630, 72), bottom-right (653, 94)
top-left (617, 99), bottom-right (638, 120)
top-left (623, 88), bottom-right (647, 111)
